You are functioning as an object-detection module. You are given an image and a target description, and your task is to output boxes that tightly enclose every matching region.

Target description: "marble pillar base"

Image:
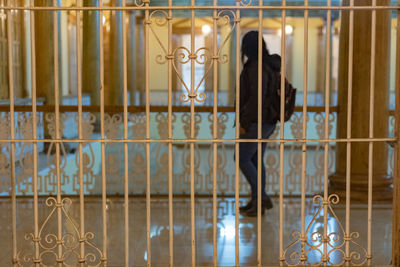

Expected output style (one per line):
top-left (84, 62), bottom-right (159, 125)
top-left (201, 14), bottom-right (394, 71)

top-left (329, 173), bottom-right (393, 203)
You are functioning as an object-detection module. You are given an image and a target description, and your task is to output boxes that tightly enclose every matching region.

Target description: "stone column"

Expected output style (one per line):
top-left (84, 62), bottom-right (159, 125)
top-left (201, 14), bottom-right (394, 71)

top-left (106, 0), bottom-right (123, 106)
top-left (17, 0), bottom-right (29, 99)
top-left (0, 1), bottom-right (9, 100)
top-left (34, 0), bottom-right (60, 140)
top-left (0, 0), bottom-right (4, 99)
top-left (329, 0), bottom-right (392, 202)
top-left (34, 0), bottom-right (56, 104)
top-left (127, 11), bottom-right (136, 105)
top-left (82, 0), bottom-right (100, 106)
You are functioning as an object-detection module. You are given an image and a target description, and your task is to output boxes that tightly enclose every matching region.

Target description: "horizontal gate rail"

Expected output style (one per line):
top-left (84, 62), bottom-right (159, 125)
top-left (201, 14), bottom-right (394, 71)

top-left (0, 6), bottom-right (399, 11)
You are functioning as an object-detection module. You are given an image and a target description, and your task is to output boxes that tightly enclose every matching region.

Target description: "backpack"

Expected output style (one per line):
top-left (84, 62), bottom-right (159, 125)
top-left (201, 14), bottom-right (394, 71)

top-left (273, 73), bottom-right (297, 122)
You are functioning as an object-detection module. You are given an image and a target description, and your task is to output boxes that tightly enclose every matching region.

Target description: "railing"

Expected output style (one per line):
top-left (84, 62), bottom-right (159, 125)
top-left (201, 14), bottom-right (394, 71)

top-left (0, 105), bottom-right (395, 197)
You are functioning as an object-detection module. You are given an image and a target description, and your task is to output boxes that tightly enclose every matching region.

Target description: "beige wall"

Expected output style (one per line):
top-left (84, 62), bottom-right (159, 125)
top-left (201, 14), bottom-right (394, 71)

top-left (290, 18), bottom-right (324, 94)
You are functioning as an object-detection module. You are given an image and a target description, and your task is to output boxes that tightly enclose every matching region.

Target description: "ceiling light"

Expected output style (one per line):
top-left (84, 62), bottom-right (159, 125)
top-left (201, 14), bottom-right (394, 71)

top-left (202, 24), bottom-right (211, 35)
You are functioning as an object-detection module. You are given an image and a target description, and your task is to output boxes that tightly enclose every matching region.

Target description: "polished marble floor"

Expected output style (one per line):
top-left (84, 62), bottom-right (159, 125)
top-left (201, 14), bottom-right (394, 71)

top-left (0, 197), bottom-right (392, 267)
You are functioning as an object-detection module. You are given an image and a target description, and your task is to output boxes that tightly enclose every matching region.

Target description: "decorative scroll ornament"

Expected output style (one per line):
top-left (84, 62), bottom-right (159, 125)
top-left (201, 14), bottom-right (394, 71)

top-left (286, 113), bottom-right (309, 194)
top-left (104, 114), bottom-right (123, 193)
top-left (44, 113), bottom-right (69, 194)
top-left (240, 0), bottom-right (252, 6)
top-left (73, 113), bottom-right (97, 194)
top-left (283, 194), bottom-right (368, 266)
top-left (46, 113), bottom-right (67, 140)
top-left (104, 113), bottom-right (122, 140)
top-left (0, 112), bottom-right (10, 140)
top-left (215, 10), bottom-right (238, 64)
top-left (173, 46), bottom-right (209, 104)
top-left (129, 113), bottom-right (147, 193)
top-left (265, 124), bottom-right (280, 194)
top-left (74, 113), bottom-right (96, 142)
top-left (175, 113), bottom-right (203, 193)
top-left (208, 112), bottom-right (228, 139)
top-left (310, 113), bottom-right (335, 192)
top-left (314, 112), bottom-right (335, 139)
top-left (147, 8), bottom-right (238, 104)
top-left (290, 112), bottom-right (308, 140)
top-left (17, 197), bottom-right (105, 266)
top-left (153, 113), bottom-right (176, 193)
top-left (133, 0), bottom-right (149, 7)
top-left (0, 112), bottom-right (10, 194)
top-left (182, 113), bottom-right (202, 139)
top-left (17, 113), bottom-right (34, 194)
top-left (19, 112), bottom-right (34, 140)
top-left (206, 113), bottom-right (229, 194)
top-left (286, 148), bottom-right (302, 194)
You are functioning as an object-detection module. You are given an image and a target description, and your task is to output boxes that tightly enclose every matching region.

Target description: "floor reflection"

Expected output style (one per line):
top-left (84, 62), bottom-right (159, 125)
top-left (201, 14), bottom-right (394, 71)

top-left (0, 197), bottom-right (392, 267)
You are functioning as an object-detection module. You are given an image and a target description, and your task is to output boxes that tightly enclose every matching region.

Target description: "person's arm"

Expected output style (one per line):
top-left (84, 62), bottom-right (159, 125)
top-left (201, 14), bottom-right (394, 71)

top-left (240, 62), bottom-right (264, 130)
top-left (239, 65), bottom-right (250, 130)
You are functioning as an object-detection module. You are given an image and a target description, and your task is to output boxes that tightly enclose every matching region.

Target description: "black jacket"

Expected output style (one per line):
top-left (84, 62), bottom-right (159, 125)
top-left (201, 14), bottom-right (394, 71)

top-left (239, 54), bottom-right (281, 129)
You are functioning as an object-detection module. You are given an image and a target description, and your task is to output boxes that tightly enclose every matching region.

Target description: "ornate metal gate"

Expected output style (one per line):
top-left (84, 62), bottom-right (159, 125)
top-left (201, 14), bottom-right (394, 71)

top-left (0, 0), bottom-right (399, 266)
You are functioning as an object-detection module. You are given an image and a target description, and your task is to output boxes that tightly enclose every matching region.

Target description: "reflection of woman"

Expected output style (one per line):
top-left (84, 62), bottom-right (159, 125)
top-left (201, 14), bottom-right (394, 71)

top-left (238, 31), bottom-right (280, 216)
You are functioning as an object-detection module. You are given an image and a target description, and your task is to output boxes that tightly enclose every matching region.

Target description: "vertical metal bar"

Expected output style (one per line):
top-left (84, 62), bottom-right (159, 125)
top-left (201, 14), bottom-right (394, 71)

top-left (234, 1), bottom-right (240, 266)
top-left (345, 0), bottom-right (355, 264)
top-left (75, 1), bottom-right (85, 265)
top-left (367, 0), bottom-right (377, 264)
top-left (122, 0), bottom-right (131, 266)
top-left (144, 1), bottom-right (151, 267)
top-left (212, 0), bottom-right (218, 266)
top-left (98, 0), bottom-right (107, 264)
top-left (190, 1), bottom-right (196, 266)
top-left (392, 2), bottom-right (400, 265)
top-left (257, 0), bottom-right (263, 265)
top-left (323, 0), bottom-right (332, 265)
top-left (279, 0), bottom-right (286, 265)
top-left (167, 0), bottom-right (174, 266)
top-left (300, 0), bottom-right (309, 264)
top-left (29, 0), bottom-right (39, 265)
top-left (6, 5), bottom-right (17, 266)
top-left (52, 1), bottom-right (62, 265)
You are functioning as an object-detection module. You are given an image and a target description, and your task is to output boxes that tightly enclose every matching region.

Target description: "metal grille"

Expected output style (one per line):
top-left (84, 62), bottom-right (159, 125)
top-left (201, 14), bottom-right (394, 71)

top-left (0, 0), bottom-right (399, 266)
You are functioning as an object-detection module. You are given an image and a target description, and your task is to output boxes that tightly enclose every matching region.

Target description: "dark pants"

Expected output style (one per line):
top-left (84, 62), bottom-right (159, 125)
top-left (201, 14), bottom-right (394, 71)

top-left (238, 123), bottom-right (276, 200)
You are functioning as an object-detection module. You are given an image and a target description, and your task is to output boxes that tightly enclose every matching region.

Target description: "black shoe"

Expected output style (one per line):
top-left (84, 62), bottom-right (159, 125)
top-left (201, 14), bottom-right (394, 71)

top-left (245, 198), bottom-right (273, 217)
top-left (239, 200), bottom-right (254, 212)
top-left (245, 203), bottom-right (265, 217)
top-left (262, 197), bottom-right (273, 210)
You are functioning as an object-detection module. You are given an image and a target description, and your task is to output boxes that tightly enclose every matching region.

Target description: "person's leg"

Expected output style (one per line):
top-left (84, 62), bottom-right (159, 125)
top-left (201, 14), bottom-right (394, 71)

top-left (238, 124), bottom-right (258, 200)
top-left (249, 123), bottom-right (275, 199)
top-left (261, 123), bottom-right (276, 204)
top-left (239, 144), bottom-right (258, 200)
top-left (250, 147), bottom-right (267, 199)
top-left (245, 124), bottom-right (276, 216)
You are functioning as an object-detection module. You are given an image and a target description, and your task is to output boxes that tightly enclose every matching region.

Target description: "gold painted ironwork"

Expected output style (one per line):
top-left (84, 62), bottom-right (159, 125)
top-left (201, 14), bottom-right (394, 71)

top-left (283, 194), bottom-right (368, 266)
top-left (16, 197), bottom-right (105, 267)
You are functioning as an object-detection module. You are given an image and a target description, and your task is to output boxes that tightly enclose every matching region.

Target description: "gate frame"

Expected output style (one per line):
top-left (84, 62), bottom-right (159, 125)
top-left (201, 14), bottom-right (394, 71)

top-left (393, 2), bottom-right (400, 266)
